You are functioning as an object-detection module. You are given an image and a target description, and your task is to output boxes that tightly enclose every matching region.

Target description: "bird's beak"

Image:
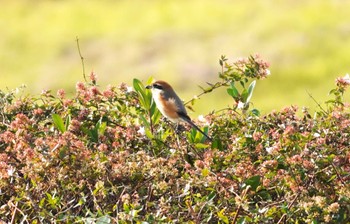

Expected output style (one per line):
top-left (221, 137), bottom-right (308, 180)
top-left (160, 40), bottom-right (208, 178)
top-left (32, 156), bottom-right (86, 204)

top-left (145, 85), bottom-right (152, 89)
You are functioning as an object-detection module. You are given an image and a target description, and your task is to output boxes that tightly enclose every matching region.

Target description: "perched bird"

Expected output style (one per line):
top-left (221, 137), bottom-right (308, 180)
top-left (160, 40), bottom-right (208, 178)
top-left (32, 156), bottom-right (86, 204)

top-left (146, 80), bottom-right (212, 141)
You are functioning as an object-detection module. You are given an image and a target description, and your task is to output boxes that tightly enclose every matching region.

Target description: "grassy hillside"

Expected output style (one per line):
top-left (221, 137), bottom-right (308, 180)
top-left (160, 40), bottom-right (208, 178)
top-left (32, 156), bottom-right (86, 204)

top-left (1, 0), bottom-right (350, 115)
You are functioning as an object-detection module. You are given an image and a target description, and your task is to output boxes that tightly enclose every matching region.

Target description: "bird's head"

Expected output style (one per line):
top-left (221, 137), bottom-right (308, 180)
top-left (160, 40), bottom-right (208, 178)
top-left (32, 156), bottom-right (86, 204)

top-left (146, 80), bottom-right (173, 95)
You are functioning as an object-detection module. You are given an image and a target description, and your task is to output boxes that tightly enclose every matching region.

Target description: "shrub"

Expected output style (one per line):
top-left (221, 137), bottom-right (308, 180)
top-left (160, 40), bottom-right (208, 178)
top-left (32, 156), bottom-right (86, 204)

top-left (0, 58), bottom-right (349, 223)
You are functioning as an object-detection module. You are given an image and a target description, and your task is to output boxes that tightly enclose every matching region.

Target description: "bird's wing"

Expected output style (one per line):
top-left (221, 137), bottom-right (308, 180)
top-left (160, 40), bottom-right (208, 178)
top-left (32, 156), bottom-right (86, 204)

top-left (163, 89), bottom-right (187, 114)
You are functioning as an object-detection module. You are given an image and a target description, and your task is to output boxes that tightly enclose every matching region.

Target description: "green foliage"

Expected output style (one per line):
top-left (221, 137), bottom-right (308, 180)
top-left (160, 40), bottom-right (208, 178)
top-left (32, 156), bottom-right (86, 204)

top-left (0, 56), bottom-right (350, 223)
top-left (52, 114), bottom-right (69, 133)
top-left (133, 77), bottom-right (161, 139)
top-left (244, 175), bottom-right (261, 192)
top-left (187, 54), bottom-right (269, 115)
top-left (221, 54), bottom-right (269, 113)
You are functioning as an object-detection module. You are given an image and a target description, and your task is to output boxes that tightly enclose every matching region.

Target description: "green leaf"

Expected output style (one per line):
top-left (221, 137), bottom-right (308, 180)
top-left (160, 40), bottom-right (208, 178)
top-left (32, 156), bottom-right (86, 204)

top-left (139, 114), bottom-right (151, 129)
top-left (329, 88), bottom-right (337, 95)
top-left (195, 143), bottom-right (209, 149)
top-left (188, 126), bottom-right (210, 143)
top-left (217, 208), bottom-right (229, 224)
top-left (146, 214), bottom-right (155, 223)
top-left (311, 219), bottom-right (319, 224)
top-left (227, 82), bottom-right (239, 99)
top-left (241, 89), bottom-right (248, 102)
top-left (160, 128), bottom-right (172, 141)
top-left (237, 216), bottom-right (252, 223)
top-left (133, 78), bottom-right (151, 110)
top-left (52, 114), bottom-right (66, 133)
top-left (212, 138), bottom-right (223, 151)
top-left (90, 128), bottom-right (99, 143)
top-left (250, 108), bottom-right (260, 116)
top-left (207, 191), bottom-right (216, 201)
top-left (246, 80), bottom-right (256, 104)
top-left (132, 78), bottom-right (143, 93)
top-left (132, 79), bottom-right (144, 99)
top-left (58, 147), bottom-right (67, 159)
top-left (46, 192), bottom-right (59, 208)
top-left (244, 175), bottom-right (261, 191)
top-left (134, 77), bottom-right (161, 129)
top-left (81, 124), bottom-right (98, 143)
top-left (202, 168), bottom-right (210, 177)
top-left (227, 89), bottom-right (236, 99)
top-left (123, 203), bottom-right (130, 213)
top-left (151, 104), bottom-right (162, 125)
top-left (328, 174), bottom-right (337, 182)
top-left (65, 114), bottom-right (71, 132)
top-left (240, 80), bottom-right (246, 88)
top-left (145, 128), bottom-right (154, 139)
top-left (97, 120), bottom-right (107, 136)
top-left (39, 197), bottom-right (45, 208)
top-left (257, 189), bottom-right (272, 201)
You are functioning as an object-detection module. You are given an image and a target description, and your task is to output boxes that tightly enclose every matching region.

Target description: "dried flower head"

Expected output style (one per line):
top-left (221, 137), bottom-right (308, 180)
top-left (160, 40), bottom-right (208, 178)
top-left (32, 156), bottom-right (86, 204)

top-left (89, 71), bottom-right (97, 83)
top-left (76, 82), bottom-right (86, 93)
top-left (57, 89), bottom-right (65, 99)
top-left (335, 74), bottom-right (350, 88)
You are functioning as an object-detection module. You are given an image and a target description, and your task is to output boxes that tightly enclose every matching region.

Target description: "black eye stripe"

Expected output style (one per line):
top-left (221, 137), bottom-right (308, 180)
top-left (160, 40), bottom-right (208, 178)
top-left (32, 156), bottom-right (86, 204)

top-left (153, 84), bottom-right (163, 89)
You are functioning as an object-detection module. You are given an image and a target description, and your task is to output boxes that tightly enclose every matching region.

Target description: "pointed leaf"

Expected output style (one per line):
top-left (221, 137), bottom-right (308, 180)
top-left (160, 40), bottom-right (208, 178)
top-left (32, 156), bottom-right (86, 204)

top-left (151, 108), bottom-right (162, 125)
top-left (139, 114), bottom-right (150, 129)
top-left (133, 78), bottom-right (151, 109)
top-left (132, 78), bottom-right (143, 93)
top-left (206, 82), bottom-right (214, 87)
top-left (217, 208), bottom-right (229, 224)
top-left (198, 85), bottom-right (205, 91)
top-left (246, 80), bottom-right (256, 103)
top-left (241, 89), bottom-right (249, 102)
top-left (227, 82), bottom-right (239, 98)
top-left (212, 138), bottom-right (223, 151)
top-left (98, 121), bottom-right (107, 136)
top-left (244, 175), bottom-right (261, 191)
top-left (65, 115), bottom-right (71, 132)
top-left (195, 143), bottom-right (209, 149)
top-left (145, 128), bottom-right (154, 139)
top-left (250, 108), bottom-right (260, 116)
top-left (52, 114), bottom-right (66, 133)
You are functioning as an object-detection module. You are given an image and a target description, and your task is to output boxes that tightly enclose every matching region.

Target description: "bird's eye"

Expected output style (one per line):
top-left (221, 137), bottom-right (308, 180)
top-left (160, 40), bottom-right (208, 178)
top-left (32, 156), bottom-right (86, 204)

top-left (153, 84), bottom-right (163, 90)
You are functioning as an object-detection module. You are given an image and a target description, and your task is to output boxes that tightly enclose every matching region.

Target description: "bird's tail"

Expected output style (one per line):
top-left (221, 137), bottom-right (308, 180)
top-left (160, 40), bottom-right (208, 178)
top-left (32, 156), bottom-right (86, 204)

top-left (185, 118), bottom-right (212, 142)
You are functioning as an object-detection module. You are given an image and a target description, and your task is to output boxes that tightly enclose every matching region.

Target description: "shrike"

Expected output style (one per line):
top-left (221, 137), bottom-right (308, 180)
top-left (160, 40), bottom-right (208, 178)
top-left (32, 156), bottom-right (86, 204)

top-left (146, 80), bottom-right (212, 141)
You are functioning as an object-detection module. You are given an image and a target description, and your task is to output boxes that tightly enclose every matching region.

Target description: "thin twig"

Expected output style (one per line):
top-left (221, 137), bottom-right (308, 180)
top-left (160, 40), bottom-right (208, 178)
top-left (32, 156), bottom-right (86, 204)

top-left (331, 162), bottom-right (346, 186)
top-left (196, 201), bottom-right (209, 223)
top-left (76, 36), bottom-right (87, 82)
top-left (276, 192), bottom-right (300, 224)
top-left (9, 201), bottom-right (29, 224)
top-left (149, 109), bottom-right (154, 134)
top-left (184, 81), bottom-right (229, 106)
top-left (115, 186), bottom-right (127, 224)
top-left (276, 177), bottom-right (314, 224)
top-left (10, 201), bottom-right (18, 224)
top-left (306, 90), bottom-right (328, 114)
top-left (233, 186), bottom-right (250, 224)
top-left (87, 183), bottom-right (102, 212)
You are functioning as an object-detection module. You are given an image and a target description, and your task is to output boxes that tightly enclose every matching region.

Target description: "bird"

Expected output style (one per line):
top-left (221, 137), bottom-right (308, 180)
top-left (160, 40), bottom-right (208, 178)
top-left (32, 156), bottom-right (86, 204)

top-left (146, 80), bottom-right (212, 141)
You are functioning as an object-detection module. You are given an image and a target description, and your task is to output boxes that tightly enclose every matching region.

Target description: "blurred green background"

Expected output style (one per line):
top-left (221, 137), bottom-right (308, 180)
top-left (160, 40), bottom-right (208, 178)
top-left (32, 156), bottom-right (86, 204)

top-left (1, 0), bottom-right (350, 116)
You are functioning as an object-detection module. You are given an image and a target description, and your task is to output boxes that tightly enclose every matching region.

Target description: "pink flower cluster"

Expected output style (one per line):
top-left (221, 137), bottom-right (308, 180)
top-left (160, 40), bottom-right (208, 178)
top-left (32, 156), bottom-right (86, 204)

top-left (234, 54), bottom-right (271, 79)
top-left (335, 74), bottom-right (350, 88)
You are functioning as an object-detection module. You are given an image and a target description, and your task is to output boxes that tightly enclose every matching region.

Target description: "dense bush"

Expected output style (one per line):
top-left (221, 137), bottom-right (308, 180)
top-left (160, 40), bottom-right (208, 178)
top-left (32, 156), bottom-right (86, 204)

top-left (0, 56), bottom-right (349, 223)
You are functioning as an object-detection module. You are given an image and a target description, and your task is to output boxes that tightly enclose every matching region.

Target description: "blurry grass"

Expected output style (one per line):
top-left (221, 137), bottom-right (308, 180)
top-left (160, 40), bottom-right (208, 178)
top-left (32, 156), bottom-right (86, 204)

top-left (1, 0), bottom-right (350, 115)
